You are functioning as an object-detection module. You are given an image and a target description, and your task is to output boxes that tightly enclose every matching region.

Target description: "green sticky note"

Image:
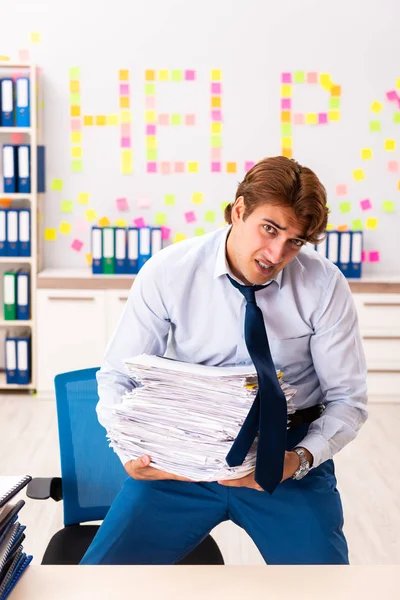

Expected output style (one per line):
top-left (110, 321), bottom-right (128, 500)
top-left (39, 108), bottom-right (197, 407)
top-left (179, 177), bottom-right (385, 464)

top-left (69, 67), bottom-right (80, 79)
top-left (281, 123), bottom-right (292, 135)
top-left (70, 93), bottom-right (81, 105)
top-left (221, 201), bottom-right (230, 213)
top-left (155, 212), bottom-right (167, 225)
top-left (205, 210), bottom-right (216, 223)
top-left (370, 120), bottom-right (381, 132)
top-left (382, 200), bottom-right (395, 213)
top-left (351, 219), bottom-right (363, 231)
top-left (211, 135), bottom-right (222, 148)
top-left (145, 83), bottom-right (155, 95)
top-left (171, 114), bottom-right (181, 125)
top-left (51, 179), bottom-right (63, 191)
top-left (293, 71), bottom-right (305, 83)
top-left (393, 112), bottom-right (400, 124)
top-left (164, 194), bottom-right (175, 206)
top-left (195, 227), bottom-right (205, 236)
top-left (146, 149), bottom-right (157, 161)
top-left (329, 97), bottom-right (340, 109)
top-left (171, 69), bottom-right (183, 82)
top-left (61, 200), bottom-right (73, 213)
top-left (72, 160), bottom-right (83, 173)
top-left (339, 201), bottom-right (351, 213)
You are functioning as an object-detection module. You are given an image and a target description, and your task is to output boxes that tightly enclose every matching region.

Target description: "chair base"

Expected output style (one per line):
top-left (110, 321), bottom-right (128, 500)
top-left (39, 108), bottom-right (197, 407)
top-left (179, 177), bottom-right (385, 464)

top-left (41, 525), bottom-right (224, 565)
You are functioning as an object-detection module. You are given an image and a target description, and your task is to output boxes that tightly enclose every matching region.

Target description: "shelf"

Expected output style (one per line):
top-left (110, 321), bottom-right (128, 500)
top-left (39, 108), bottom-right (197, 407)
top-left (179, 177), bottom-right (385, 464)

top-left (0, 194), bottom-right (33, 199)
top-left (0, 320), bottom-right (32, 326)
top-left (0, 62), bottom-right (34, 69)
top-left (0, 127), bottom-right (32, 134)
top-left (0, 257), bottom-right (32, 263)
top-left (0, 372), bottom-right (34, 390)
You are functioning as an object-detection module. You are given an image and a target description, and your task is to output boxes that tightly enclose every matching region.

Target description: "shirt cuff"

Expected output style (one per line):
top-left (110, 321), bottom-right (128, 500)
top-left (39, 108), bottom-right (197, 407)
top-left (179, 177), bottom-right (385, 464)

top-left (296, 432), bottom-right (332, 470)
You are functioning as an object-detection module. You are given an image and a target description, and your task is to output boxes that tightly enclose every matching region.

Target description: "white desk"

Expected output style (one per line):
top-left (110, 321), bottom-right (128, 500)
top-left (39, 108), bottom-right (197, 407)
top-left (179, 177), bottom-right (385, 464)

top-left (10, 565), bottom-right (400, 599)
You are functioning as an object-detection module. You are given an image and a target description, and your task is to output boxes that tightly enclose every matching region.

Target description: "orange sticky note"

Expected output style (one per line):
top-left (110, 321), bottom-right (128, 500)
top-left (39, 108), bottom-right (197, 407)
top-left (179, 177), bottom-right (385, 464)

top-left (98, 217), bottom-right (111, 227)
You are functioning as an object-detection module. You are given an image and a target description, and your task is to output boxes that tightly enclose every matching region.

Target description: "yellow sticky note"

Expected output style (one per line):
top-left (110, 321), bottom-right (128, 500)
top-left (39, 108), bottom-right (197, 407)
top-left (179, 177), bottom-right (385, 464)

top-left (85, 253), bottom-right (92, 266)
top-left (280, 84), bottom-right (292, 97)
top-left (397, 78), bottom-right (400, 89)
top-left (70, 80), bottom-right (80, 93)
top-left (281, 136), bottom-right (292, 148)
top-left (107, 115), bottom-right (119, 126)
top-left (192, 192), bottom-right (204, 204)
top-left (59, 221), bottom-right (72, 235)
top-left (71, 146), bottom-right (82, 158)
top-left (155, 212), bottom-right (167, 226)
top-left (353, 169), bottom-right (365, 181)
top-left (85, 209), bottom-right (97, 222)
top-left (119, 70), bottom-right (129, 81)
top-left (384, 139), bottom-right (396, 151)
top-left (44, 228), bottom-right (56, 241)
top-left (71, 132), bottom-right (82, 144)
top-left (120, 96), bottom-right (130, 109)
top-left (145, 70), bottom-right (155, 81)
top-left (326, 223), bottom-right (334, 231)
top-left (211, 69), bottom-right (221, 81)
top-left (78, 192), bottom-right (89, 205)
top-left (145, 110), bottom-right (156, 124)
top-left (114, 219), bottom-right (127, 227)
top-left (226, 162), bottom-right (237, 173)
top-left (70, 105), bottom-right (81, 117)
top-left (194, 228), bottom-right (205, 236)
top-left (211, 122), bottom-right (222, 134)
top-left (173, 233), bottom-right (187, 243)
top-left (382, 201), bottom-right (395, 213)
top-left (211, 96), bottom-right (221, 108)
top-left (351, 219), bottom-right (363, 231)
top-left (339, 202), bottom-right (351, 213)
top-left (305, 113), bottom-right (318, 125)
top-left (121, 149), bottom-right (133, 174)
top-left (61, 201), bottom-right (73, 213)
top-left (158, 69), bottom-right (169, 81)
top-left (328, 110), bottom-right (340, 121)
top-left (371, 101), bottom-right (383, 113)
top-left (146, 136), bottom-right (157, 149)
top-left (72, 160), bottom-right (83, 173)
top-left (30, 32), bottom-right (41, 43)
top-left (366, 217), bottom-right (378, 229)
top-left (188, 161), bottom-right (199, 173)
top-left (51, 179), bottom-right (63, 191)
top-left (319, 73), bottom-right (332, 91)
top-left (164, 194), bottom-right (175, 206)
top-left (361, 148), bottom-right (373, 160)
top-left (98, 217), bottom-right (110, 227)
top-left (83, 116), bottom-right (94, 126)
top-left (282, 148), bottom-right (293, 158)
top-left (96, 115), bottom-right (106, 126)
top-left (120, 111), bottom-right (131, 124)
top-left (398, 180), bottom-right (400, 191)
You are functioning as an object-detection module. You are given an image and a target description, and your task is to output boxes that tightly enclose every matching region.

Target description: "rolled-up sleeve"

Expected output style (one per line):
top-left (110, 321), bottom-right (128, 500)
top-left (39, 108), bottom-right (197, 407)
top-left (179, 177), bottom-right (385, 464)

top-left (298, 270), bottom-right (368, 469)
top-left (96, 256), bottom-right (171, 465)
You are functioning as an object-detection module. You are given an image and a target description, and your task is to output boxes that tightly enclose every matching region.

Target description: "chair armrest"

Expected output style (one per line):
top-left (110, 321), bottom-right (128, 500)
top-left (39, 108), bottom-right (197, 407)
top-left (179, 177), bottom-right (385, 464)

top-left (26, 477), bottom-right (63, 502)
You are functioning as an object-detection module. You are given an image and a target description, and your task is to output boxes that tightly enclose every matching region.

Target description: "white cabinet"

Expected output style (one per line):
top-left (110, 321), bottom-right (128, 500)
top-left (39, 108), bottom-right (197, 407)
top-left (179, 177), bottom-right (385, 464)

top-left (106, 290), bottom-right (129, 340)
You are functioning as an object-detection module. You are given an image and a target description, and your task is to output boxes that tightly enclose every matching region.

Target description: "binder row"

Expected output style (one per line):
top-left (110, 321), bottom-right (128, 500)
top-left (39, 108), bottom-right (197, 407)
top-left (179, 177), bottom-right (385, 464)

top-left (0, 209), bottom-right (30, 256)
top-left (1, 145), bottom-right (45, 193)
top-left (92, 226), bottom-right (163, 275)
top-left (0, 77), bottom-right (30, 127)
top-left (315, 230), bottom-right (363, 278)
top-left (3, 270), bottom-right (30, 320)
top-left (4, 329), bottom-right (31, 384)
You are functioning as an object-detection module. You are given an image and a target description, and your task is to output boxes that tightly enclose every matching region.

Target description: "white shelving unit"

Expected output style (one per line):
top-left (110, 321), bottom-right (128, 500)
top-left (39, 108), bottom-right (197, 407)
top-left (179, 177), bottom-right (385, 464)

top-left (0, 62), bottom-right (41, 392)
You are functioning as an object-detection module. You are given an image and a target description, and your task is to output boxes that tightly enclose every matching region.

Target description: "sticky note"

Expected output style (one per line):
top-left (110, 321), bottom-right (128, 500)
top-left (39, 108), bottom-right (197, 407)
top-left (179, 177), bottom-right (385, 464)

top-left (121, 149), bottom-right (133, 174)
top-left (120, 111), bottom-right (131, 124)
top-left (382, 200), bottom-right (395, 213)
top-left (339, 202), bottom-right (351, 213)
top-left (388, 160), bottom-right (399, 173)
top-left (226, 162), bottom-right (237, 173)
top-left (71, 132), bottom-right (82, 144)
top-left (173, 233), bottom-right (187, 243)
top-left (398, 180), bottom-right (400, 191)
top-left (386, 90), bottom-right (398, 102)
top-left (337, 225), bottom-right (348, 232)
top-left (188, 162), bottom-right (199, 173)
top-left (30, 32), bottom-right (41, 43)
top-left (86, 253), bottom-right (92, 266)
top-left (119, 70), bottom-right (129, 81)
top-left (85, 209), bottom-right (97, 222)
top-left (121, 137), bottom-right (131, 148)
top-left (211, 135), bottom-right (222, 148)
top-left (155, 212), bottom-right (167, 226)
top-left (116, 197), bottom-right (129, 211)
top-left (393, 112), bottom-right (400, 124)
top-left (70, 105), bottom-right (81, 117)
top-left (331, 85), bottom-right (341, 97)
top-left (185, 70), bottom-right (196, 80)
top-left (353, 169), bottom-right (365, 181)
top-left (78, 192), bottom-right (89, 205)
top-left (319, 73), bottom-right (332, 90)
top-left (282, 148), bottom-right (293, 158)
top-left (171, 70), bottom-right (183, 82)
top-left (146, 135), bottom-right (157, 150)
top-left (69, 67), bottom-right (80, 79)
top-left (147, 161), bottom-right (157, 173)
top-left (351, 219), bottom-right (363, 231)
top-left (305, 113), bottom-right (318, 125)
top-left (72, 160), bottom-right (83, 173)
top-left (134, 217), bottom-right (146, 228)
top-left (174, 162), bottom-right (185, 173)
top-left (293, 71), bottom-right (305, 83)
top-left (221, 201), bottom-right (230, 213)
top-left (281, 98), bottom-right (291, 109)
top-left (211, 162), bottom-right (221, 172)
top-left (145, 110), bottom-right (156, 124)
top-left (18, 49), bottom-right (30, 62)
top-left (10, 133), bottom-right (25, 144)
top-left (98, 217), bottom-right (110, 227)
top-left (185, 114), bottom-right (196, 126)
top-left (328, 110), bottom-right (340, 121)
top-left (211, 69), bottom-right (221, 81)
top-left (244, 161), bottom-right (255, 172)
top-left (114, 219), bottom-right (127, 227)
top-left (281, 111), bottom-right (291, 123)
top-left (281, 137), bottom-right (292, 148)
top-left (211, 96), bottom-right (221, 108)
top-left (59, 221), bottom-right (72, 235)
top-left (44, 228), bottom-right (57, 241)
top-left (360, 198), bottom-right (372, 211)
top-left (195, 228), bottom-right (205, 236)
top-left (185, 211), bottom-right (196, 224)
top-left (164, 194), bottom-right (175, 206)
top-left (384, 139), bottom-right (396, 151)
top-left (158, 69), bottom-right (169, 81)
top-left (95, 115), bottom-right (106, 126)
top-left (71, 239), bottom-right (84, 252)
top-left (161, 162), bottom-right (171, 174)
top-left (369, 251), bottom-right (380, 263)
top-left (71, 146), bottom-right (82, 158)
top-left (192, 192), bottom-right (204, 204)
top-left (280, 84), bottom-right (292, 97)
top-left (0, 198), bottom-right (12, 208)
top-left (120, 83), bottom-right (130, 95)
top-left (83, 116), bottom-right (93, 126)
top-left (318, 113), bottom-right (328, 124)
top-left (281, 124), bottom-right (292, 135)
top-left (50, 179), bottom-right (63, 192)
top-left (71, 119), bottom-right (81, 132)
top-left (361, 148), bottom-right (373, 160)
top-left (205, 211), bottom-right (216, 223)
top-left (147, 149), bottom-right (157, 161)
top-left (161, 226), bottom-right (171, 240)
top-left (211, 82), bottom-right (221, 94)
top-left (120, 96), bottom-right (130, 109)
top-left (397, 78), bottom-right (400, 89)
top-left (281, 73), bottom-right (292, 83)
top-left (61, 201), bottom-right (73, 213)
top-left (171, 114), bottom-right (181, 125)
top-left (371, 101), bottom-right (383, 113)
top-left (329, 97), bottom-right (340, 109)
top-left (326, 223), bottom-right (334, 231)
top-left (138, 196), bottom-right (151, 209)
top-left (336, 184), bottom-right (347, 196)
top-left (370, 120), bottom-right (381, 132)
top-left (366, 217), bottom-right (378, 229)
top-left (211, 110), bottom-right (222, 122)
top-left (293, 114), bottom-right (304, 125)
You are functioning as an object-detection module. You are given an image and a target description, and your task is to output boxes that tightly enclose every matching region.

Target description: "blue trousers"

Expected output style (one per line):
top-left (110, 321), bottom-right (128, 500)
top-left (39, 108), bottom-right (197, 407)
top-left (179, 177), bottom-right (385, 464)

top-left (80, 423), bottom-right (349, 565)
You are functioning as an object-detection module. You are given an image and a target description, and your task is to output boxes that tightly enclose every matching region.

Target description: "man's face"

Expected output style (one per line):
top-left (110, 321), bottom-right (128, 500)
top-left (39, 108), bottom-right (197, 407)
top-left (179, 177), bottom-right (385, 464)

top-left (226, 197), bottom-right (308, 285)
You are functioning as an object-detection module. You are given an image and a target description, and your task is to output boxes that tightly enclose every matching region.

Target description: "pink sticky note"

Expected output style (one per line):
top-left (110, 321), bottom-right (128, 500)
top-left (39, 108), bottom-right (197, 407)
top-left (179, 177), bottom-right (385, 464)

top-left (386, 90), bottom-right (398, 102)
top-left (145, 96), bottom-right (156, 109)
top-left (174, 161), bottom-right (185, 173)
top-left (161, 226), bottom-right (171, 240)
top-left (70, 119), bottom-right (81, 131)
top-left (121, 137), bottom-right (131, 148)
top-left (137, 196), bottom-right (151, 209)
top-left (369, 251), bottom-right (380, 263)
top-left (293, 113), bottom-right (304, 125)
top-left (12, 70), bottom-right (24, 80)
top-left (146, 124), bottom-right (156, 135)
top-left (10, 133), bottom-right (25, 144)
top-left (360, 198), bottom-right (372, 211)
top-left (281, 98), bottom-right (291, 109)
top-left (211, 110), bottom-right (222, 122)
top-left (361, 251), bottom-right (366, 263)
top-left (120, 83), bottom-right (130, 95)
top-left (307, 72), bottom-right (318, 84)
top-left (158, 113), bottom-right (169, 125)
top-left (75, 219), bottom-right (89, 233)
top-left (211, 162), bottom-right (221, 172)
top-left (185, 114), bottom-right (196, 126)
top-left (161, 161), bottom-right (171, 174)
top-left (185, 211), bottom-right (197, 223)
top-left (336, 184), bottom-right (347, 196)
top-left (388, 160), bottom-right (399, 173)
top-left (116, 197), bottom-right (129, 211)
top-left (281, 72), bottom-right (292, 83)
top-left (211, 82), bottom-right (221, 94)
top-left (318, 112), bottom-right (328, 124)
top-left (211, 148), bottom-right (222, 160)
top-left (133, 217), bottom-right (146, 228)
top-left (71, 239), bottom-right (83, 252)
top-left (18, 49), bottom-right (30, 62)
top-left (245, 161), bottom-right (255, 172)
top-left (185, 70), bottom-right (196, 80)
top-left (121, 123), bottom-right (131, 136)
top-left (147, 162), bottom-right (157, 173)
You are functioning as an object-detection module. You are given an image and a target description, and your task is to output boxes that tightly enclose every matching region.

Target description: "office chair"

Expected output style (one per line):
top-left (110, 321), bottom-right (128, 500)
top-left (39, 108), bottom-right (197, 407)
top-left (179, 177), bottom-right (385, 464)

top-left (27, 367), bottom-right (224, 565)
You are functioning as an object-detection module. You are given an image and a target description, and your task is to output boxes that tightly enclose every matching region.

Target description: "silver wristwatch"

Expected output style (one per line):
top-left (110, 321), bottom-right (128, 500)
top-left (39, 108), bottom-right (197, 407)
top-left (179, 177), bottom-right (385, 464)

top-left (291, 447), bottom-right (311, 480)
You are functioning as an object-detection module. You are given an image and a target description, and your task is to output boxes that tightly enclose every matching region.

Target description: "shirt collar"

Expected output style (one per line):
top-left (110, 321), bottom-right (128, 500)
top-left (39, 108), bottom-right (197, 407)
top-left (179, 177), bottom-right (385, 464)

top-left (213, 225), bottom-right (283, 289)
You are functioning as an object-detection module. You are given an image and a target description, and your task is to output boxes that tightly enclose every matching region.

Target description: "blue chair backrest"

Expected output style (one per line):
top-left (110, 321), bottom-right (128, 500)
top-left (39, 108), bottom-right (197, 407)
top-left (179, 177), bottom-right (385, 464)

top-left (54, 367), bottom-right (127, 526)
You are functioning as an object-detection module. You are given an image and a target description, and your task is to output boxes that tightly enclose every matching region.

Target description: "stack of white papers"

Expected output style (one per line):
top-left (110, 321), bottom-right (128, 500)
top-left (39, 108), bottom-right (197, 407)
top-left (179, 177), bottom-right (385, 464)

top-left (107, 354), bottom-right (297, 482)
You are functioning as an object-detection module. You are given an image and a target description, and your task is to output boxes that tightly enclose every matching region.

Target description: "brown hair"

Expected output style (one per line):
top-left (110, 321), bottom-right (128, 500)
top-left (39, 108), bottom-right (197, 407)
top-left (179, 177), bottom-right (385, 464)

top-left (224, 156), bottom-right (329, 244)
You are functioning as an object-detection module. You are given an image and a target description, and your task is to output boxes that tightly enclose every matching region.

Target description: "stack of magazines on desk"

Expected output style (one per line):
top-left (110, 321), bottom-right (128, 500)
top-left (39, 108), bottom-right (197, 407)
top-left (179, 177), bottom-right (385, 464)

top-left (0, 476), bottom-right (32, 600)
top-left (107, 354), bottom-right (297, 481)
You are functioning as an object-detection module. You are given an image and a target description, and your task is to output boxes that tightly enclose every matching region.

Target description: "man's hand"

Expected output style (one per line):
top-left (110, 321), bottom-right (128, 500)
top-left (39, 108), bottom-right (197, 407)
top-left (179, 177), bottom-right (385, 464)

top-left (124, 455), bottom-right (194, 482)
top-left (217, 450), bottom-right (303, 491)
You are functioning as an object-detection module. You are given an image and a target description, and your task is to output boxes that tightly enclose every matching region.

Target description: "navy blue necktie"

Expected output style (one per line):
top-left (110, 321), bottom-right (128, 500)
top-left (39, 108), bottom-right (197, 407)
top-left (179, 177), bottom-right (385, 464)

top-left (226, 274), bottom-right (287, 494)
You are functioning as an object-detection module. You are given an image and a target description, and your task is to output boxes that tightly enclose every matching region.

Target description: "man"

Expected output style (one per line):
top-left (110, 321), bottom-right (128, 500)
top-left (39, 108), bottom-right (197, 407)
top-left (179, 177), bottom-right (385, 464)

top-left (80, 156), bottom-right (368, 566)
